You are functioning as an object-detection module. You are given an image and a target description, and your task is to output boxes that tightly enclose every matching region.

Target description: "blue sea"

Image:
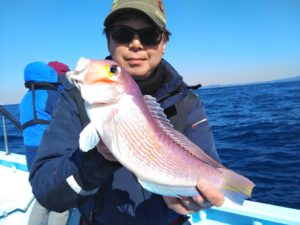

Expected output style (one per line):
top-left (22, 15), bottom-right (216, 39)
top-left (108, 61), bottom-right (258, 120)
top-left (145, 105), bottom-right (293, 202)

top-left (1, 80), bottom-right (300, 209)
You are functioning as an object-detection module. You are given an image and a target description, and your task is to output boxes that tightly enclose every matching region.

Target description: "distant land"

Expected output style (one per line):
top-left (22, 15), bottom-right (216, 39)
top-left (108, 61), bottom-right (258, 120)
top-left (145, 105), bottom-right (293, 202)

top-left (203, 75), bottom-right (300, 89)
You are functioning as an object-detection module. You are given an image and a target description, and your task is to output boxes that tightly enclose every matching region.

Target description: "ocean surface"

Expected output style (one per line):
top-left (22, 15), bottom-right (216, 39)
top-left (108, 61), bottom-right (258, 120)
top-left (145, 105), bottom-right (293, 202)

top-left (0, 80), bottom-right (299, 209)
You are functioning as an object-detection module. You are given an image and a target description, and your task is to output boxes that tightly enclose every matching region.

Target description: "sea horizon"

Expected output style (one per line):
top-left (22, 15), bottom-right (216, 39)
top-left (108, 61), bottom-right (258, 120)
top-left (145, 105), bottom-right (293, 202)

top-left (1, 75), bottom-right (300, 106)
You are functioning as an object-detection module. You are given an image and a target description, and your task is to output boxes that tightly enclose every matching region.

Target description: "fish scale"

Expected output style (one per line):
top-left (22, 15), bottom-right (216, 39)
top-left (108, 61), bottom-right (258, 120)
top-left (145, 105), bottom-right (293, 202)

top-left (115, 102), bottom-right (209, 183)
top-left (117, 113), bottom-right (175, 172)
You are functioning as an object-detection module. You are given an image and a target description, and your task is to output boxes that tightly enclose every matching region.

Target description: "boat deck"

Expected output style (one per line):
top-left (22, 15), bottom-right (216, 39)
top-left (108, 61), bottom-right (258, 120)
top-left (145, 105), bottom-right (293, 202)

top-left (0, 152), bottom-right (33, 225)
top-left (1, 151), bottom-right (300, 225)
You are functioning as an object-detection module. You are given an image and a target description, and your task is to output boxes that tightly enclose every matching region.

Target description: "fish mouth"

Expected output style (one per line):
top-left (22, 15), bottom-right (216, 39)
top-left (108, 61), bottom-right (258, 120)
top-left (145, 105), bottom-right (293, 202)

top-left (95, 77), bottom-right (119, 83)
top-left (85, 76), bottom-right (120, 85)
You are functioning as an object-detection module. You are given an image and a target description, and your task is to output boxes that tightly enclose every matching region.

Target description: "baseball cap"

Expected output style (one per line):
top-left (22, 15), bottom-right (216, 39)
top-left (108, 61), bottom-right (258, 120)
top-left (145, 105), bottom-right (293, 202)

top-left (104, 0), bottom-right (167, 29)
top-left (48, 61), bottom-right (70, 76)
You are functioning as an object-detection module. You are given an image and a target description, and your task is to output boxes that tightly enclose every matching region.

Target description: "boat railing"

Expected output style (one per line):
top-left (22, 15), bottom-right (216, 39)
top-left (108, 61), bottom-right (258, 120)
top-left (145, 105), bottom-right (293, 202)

top-left (0, 105), bottom-right (83, 225)
top-left (0, 105), bottom-right (22, 155)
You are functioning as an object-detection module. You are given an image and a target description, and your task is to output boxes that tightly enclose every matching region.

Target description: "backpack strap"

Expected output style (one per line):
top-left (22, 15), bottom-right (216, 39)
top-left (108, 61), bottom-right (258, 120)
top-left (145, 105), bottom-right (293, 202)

top-left (187, 83), bottom-right (202, 90)
top-left (25, 81), bottom-right (60, 90)
top-left (66, 87), bottom-right (95, 225)
top-left (67, 87), bottom-right (90, 127)
top-left (22, 120), bottom-right (50, 130)
top-left (158, 83), bottom-right (202, 120)
top-left (168, 90), bottom-right (200, 133)
top-left (21, 82), bottom-right (51, 130)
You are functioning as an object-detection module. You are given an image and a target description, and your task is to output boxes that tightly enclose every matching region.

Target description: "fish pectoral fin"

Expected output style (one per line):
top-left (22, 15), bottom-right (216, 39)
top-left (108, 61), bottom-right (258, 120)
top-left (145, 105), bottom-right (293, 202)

top-left (79, 122), bottom-right (100, 152)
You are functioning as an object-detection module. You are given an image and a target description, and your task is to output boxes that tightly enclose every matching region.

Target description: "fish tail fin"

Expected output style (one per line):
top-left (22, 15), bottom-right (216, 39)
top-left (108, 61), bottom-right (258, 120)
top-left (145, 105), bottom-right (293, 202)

top-left (218, 168), bottom-right (255, 205)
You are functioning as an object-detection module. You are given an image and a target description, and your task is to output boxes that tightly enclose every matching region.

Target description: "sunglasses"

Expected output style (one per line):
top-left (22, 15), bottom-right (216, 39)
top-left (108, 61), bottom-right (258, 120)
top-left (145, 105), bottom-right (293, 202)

top-left (107, 25), bottom-right (165, 46)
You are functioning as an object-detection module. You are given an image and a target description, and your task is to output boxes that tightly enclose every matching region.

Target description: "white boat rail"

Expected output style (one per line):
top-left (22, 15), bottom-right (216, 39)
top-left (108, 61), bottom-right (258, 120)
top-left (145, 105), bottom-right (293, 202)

top-left (0, 106), bottom-right (81, 225)
top-left (190, 198), bottom-right (300, 225)
top-left (0, 105), bottom-right (23, 155)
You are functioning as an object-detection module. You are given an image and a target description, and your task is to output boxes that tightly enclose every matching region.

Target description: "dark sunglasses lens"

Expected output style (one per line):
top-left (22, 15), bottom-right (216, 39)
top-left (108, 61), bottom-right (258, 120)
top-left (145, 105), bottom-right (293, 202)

top-left (110, 27), bottom-right (134, 43)
top-left (139, 28), bottom-right (163, 45)
top-left (109, 26), bottom-right (163, 45)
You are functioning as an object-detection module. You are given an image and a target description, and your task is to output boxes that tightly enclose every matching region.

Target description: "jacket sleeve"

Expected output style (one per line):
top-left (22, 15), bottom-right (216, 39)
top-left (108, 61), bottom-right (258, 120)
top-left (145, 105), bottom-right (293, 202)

top-left (29, 91), bottom-right (121, 212)
top-left (182, 91), bottom-right (221, 162)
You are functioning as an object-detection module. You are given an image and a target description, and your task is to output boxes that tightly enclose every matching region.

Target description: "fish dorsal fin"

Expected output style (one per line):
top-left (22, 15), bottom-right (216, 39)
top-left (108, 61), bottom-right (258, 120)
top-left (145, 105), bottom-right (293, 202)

top-left (143, 95), bottom-right (223, 168)
top-left (144, 95), bottom-right (173, 128)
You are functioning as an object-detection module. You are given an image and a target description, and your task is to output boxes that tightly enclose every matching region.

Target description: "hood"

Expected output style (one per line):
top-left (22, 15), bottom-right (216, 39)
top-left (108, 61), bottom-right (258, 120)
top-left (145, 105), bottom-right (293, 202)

top-left (24, 62), bottom-right (58, 83)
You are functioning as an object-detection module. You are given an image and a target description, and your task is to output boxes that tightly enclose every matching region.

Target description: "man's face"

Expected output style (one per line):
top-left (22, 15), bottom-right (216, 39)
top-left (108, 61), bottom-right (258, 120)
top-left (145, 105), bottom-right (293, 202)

top-left (107, 16), bottom-right (167, 78)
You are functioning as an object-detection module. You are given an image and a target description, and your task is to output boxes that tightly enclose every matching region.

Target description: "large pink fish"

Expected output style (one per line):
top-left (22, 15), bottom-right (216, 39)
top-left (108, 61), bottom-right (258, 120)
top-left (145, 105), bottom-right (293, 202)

top-left (67, 57), bottom-right (255, 205)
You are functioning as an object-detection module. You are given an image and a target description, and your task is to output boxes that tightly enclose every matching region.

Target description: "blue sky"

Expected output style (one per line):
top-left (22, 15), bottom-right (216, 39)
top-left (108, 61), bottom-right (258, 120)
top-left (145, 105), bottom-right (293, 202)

top-left (1, 0), bottom-right (299, 104)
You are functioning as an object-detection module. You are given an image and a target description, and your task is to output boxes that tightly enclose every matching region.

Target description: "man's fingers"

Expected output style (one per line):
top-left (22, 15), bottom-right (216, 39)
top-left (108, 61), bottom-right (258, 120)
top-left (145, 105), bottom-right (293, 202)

top-left (163, 180), bottom-right (225, 215)
top-left (196, 180), bottom-right (224, 207)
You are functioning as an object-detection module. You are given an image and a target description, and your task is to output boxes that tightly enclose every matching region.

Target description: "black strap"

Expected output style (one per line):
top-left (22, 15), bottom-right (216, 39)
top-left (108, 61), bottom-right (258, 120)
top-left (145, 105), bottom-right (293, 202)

top-left (25, 81), bottom-right (60, 90)
top-left (68, 88), bottom-right (90, 127)
top-left (168, 90), bottom-right (200, 133)
top-left (22, 119), bottom-right (50, 130)
top-left (164, 105), bottom-right (177, 118)
top-left (31, 83), bottom-right (38, 121)
top-left (66, 87), bottom-right (94, 225)
top-left (21, 82), bottom-right (51, 130)
top-left (187, 83), bottom-right (202, 90)
top-left (162, 83), bottom-right (201, 119)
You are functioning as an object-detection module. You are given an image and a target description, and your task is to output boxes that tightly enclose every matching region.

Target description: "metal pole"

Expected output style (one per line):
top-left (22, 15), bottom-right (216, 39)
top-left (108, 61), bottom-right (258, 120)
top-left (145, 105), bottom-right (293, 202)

top-left (2, 115), bottom-right (10, 155)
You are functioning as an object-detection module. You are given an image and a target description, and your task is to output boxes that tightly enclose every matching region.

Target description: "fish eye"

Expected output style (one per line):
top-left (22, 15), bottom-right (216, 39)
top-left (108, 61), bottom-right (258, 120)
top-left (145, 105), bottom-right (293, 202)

top-left (110, 65), bottom-right (118, 74)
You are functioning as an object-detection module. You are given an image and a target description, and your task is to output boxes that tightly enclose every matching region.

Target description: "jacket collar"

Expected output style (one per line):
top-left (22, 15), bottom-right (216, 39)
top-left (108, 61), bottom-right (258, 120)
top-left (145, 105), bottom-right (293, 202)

top-left (153, 59), bottom-right (185, 103)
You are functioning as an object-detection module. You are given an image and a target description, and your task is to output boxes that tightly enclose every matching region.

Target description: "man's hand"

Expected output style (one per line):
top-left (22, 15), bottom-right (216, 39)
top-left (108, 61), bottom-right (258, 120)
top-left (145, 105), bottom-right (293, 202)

top-left (163, 179), bottom-right (224, 215)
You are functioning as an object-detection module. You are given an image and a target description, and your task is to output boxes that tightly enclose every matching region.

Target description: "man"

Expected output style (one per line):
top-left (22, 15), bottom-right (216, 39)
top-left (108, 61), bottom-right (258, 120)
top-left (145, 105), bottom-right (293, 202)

top-left (20, 61), bottom-right (70, 225)
top-left (29, 1), bottom-right (224, 224)
top-left (20, 61), bottom-right (67, 169)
